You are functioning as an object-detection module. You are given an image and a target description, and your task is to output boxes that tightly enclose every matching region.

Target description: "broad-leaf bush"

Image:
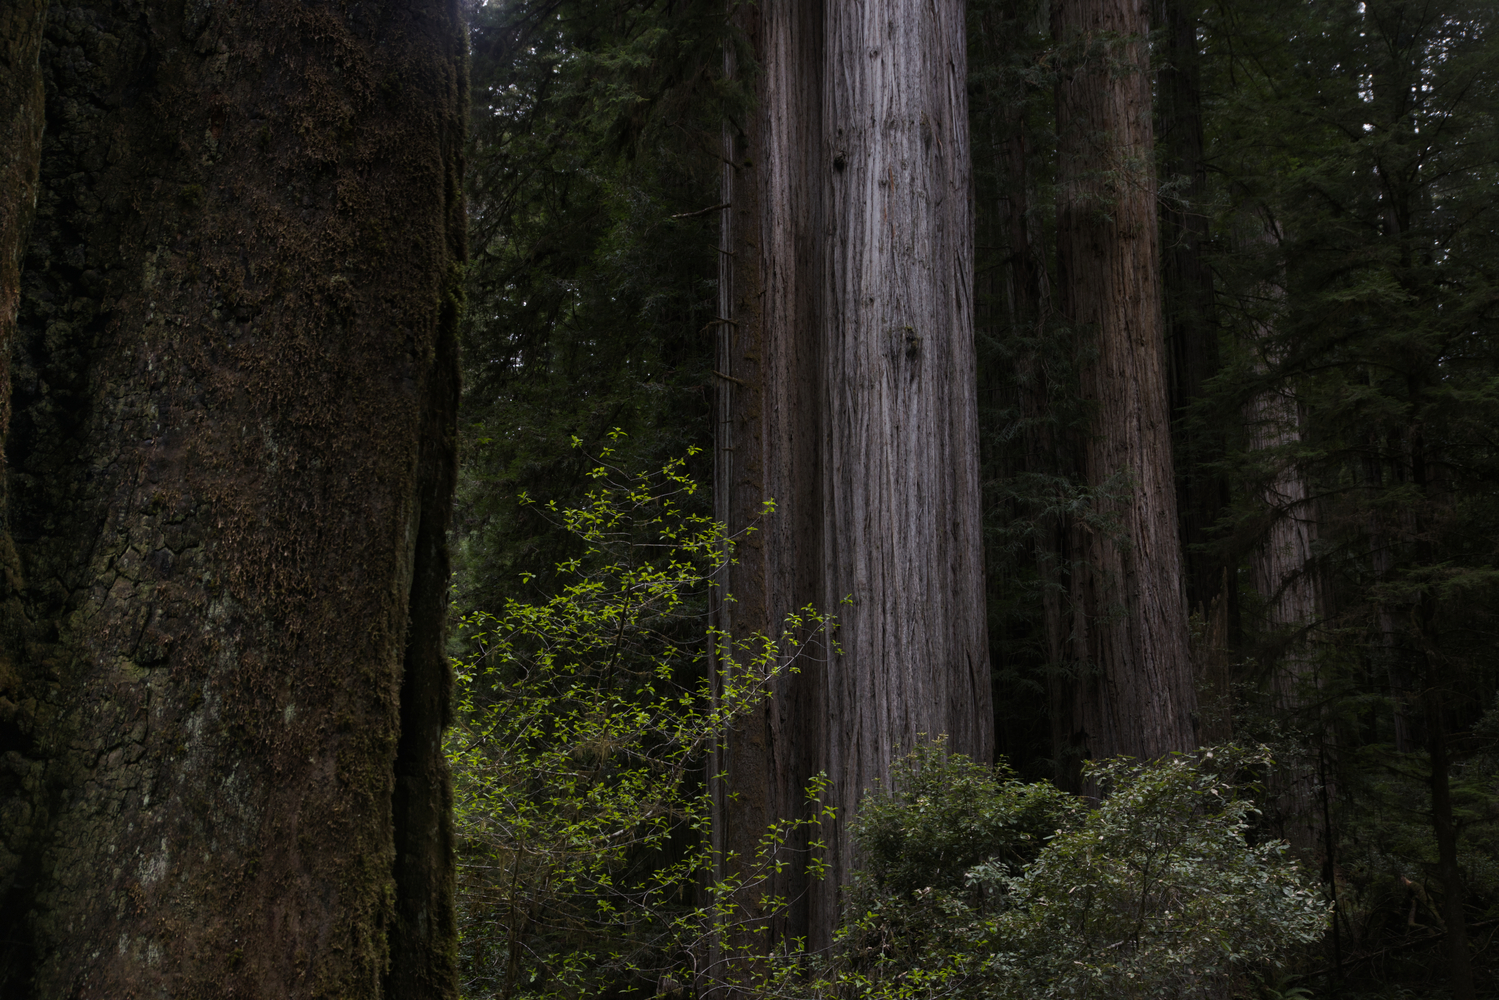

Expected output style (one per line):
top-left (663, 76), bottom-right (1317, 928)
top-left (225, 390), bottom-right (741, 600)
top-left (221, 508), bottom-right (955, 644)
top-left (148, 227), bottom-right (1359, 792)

top-left (447, 441), bottom-right (833, 999)
top-left (760, 745), bottom-right (1328, 1000)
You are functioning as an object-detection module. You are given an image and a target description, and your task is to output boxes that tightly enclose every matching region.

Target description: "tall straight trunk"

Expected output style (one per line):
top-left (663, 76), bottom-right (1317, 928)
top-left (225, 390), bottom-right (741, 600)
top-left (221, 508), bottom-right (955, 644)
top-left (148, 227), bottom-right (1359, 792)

top-left (1238, 215), bottom-right (1324, 851)
top-left (1052, 0), bottom-right (1196, 761)
top-left (715, 0), bottom-right (991, 956)
top-left (1245, 358), bottom-right (1322, 851)
top-left (714, 0), bottom-right (827, 966)
top-left (0, 1), bottom-right (466, 996)
top-left (822, 0), bottom-right (991, 871)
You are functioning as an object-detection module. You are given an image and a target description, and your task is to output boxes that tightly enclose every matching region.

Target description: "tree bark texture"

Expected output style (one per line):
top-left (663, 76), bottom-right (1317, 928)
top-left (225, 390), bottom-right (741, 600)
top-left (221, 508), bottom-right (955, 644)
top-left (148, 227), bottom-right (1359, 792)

top-left (1052, 0), bottom-right (1196, 761)
top-left (716, 0), bottom-right (992, 955)
top-left (0, 2), bottom-right (466, 997)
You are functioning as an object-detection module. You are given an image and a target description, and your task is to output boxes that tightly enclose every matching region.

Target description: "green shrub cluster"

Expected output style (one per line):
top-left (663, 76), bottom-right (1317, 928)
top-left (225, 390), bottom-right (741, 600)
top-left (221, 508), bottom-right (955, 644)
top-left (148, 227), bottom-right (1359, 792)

top-left (759, 745), bottom-right (1329, 1000)
top-left (448, 441), bottom-right (833, 999)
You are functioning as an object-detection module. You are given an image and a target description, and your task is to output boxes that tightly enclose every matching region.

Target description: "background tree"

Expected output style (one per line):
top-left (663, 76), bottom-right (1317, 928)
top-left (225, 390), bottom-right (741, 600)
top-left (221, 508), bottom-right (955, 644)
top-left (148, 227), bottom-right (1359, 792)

top-left (0, 0), bottom-right (466, 995)
top-left (1051, 0), bottom-right (1197, 764)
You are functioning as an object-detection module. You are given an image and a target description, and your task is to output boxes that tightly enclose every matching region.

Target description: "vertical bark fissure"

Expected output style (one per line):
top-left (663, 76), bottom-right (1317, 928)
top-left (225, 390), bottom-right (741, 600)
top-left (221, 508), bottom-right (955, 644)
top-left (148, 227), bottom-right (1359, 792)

top-left (386, 11), bottom-right (467, 995)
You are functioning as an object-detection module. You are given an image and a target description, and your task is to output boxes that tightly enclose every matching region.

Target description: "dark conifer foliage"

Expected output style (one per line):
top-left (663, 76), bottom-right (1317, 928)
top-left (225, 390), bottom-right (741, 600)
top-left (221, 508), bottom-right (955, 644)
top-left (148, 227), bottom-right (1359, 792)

top-left (459, 0), bottom-right (735, 614)
top-left (1200, 2), bottom-right (1499, 994)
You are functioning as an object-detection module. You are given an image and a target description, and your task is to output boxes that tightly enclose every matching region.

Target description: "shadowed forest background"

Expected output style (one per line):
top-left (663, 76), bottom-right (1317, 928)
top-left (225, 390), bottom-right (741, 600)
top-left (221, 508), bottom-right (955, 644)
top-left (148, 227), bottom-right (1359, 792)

top-left (452, 0), bottom-right (1499, 998)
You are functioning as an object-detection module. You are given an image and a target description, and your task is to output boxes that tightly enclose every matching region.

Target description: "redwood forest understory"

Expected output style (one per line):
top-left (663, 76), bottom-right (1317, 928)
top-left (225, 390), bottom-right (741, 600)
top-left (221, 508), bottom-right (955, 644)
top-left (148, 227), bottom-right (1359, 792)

top-left (2, 0), bottom-right (1499, 998)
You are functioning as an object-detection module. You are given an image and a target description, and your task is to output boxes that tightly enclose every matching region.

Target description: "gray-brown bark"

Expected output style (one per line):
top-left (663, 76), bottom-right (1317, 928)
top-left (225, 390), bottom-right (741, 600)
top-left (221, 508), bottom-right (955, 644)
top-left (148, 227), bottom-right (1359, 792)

top-left (1052, 0), bottom-right (1196, 762)
top-left (715, 0), bottom-right (991, 957)
top-left (0, 1), bottom-right (466, 996)
top-left (1234, 216), bottom-right (1324, 850)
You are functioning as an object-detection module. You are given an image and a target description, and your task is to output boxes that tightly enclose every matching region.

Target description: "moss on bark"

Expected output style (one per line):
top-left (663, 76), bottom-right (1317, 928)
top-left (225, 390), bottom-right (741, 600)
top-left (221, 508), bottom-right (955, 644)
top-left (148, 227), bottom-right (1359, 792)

top-left (0, 1), bottom-right (466, 996)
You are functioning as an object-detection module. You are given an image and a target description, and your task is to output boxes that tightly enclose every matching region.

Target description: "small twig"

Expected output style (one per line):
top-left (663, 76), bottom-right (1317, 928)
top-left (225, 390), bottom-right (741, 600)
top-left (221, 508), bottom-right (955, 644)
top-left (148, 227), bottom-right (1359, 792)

top-left (671, 202), bottom-right (730, 219)
top-left (698, 317), bottom-right (738, 334)
top-left (712, 370), bottom-right (748, 387)
top-left (1287, 917), bottom-right (1499, 984)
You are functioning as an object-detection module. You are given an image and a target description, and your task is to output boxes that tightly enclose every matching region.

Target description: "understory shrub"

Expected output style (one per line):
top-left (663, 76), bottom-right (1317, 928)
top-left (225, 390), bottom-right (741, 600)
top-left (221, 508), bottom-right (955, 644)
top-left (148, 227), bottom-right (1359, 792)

top-left (758, 744), bottom-right (1329, 1000)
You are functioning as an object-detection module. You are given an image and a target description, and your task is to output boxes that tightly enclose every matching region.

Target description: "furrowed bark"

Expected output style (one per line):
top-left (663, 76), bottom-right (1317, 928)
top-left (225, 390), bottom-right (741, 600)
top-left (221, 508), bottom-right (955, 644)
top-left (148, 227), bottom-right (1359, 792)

top-left (1245, 358), bottom-right (1323, 851)
top-left (1238, 215), bottom-right (1324, 852)
top-left (0, 1), bottom-right (465, 996)
top-left (1052, 0), bottom-right (1196, 761)
top-left (716, 0), bottom-right (992, 958)
top-left (821, 0), bottom-right (991, 894)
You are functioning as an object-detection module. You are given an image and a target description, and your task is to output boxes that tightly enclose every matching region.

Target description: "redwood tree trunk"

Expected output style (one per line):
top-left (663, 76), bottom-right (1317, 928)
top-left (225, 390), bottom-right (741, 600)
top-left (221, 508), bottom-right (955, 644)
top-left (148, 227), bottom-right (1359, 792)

top-left (0, 1), bottom-right (466, 996)
top-left (712, 0), bottom-right (827, 967)
top-left (716, 0), bottom-right (991, 955)
top-left (1052, 0), bottom-right (1196, 761)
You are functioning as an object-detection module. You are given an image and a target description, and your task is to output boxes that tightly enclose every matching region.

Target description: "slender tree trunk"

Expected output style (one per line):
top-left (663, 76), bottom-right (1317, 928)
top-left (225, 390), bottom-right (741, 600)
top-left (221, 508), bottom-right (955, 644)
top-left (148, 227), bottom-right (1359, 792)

top-left (1244, 353), bottom-right (1323, 851)
top-left (716, 0), bottom-right (991, 956)
top-left (0, 2), bottom-right (466, 996)
top-left (1426, 684), bottom-right (1476, 1000)
top-left (1052, 0), bottom-right (1196, 761)
top-left (1410, 424), bottom-right (1476, 1000)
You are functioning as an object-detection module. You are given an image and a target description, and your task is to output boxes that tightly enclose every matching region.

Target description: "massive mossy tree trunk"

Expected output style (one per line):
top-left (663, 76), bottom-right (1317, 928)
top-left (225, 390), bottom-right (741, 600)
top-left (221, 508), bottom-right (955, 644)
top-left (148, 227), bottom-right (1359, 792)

top-left (1052, 0), bottom-right (1196, 762)
top-left (0, 1), bottom-right (466, 996)
top-left (716, 0), bottom-right (991, 957)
